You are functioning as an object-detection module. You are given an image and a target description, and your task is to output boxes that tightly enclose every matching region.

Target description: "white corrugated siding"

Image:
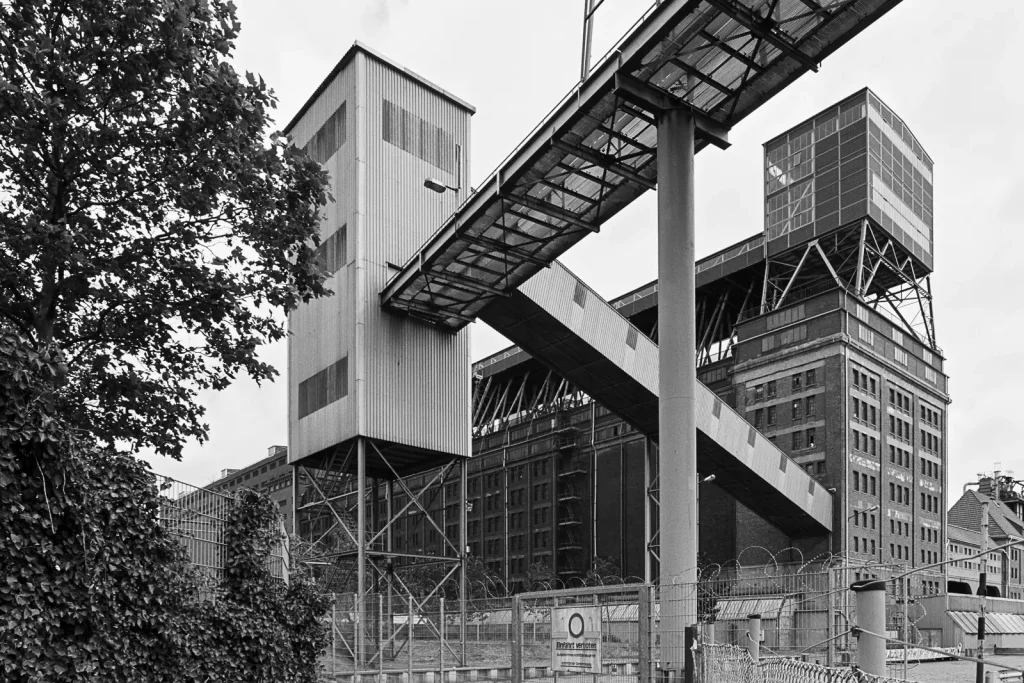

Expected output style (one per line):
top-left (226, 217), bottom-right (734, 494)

top-left (361, 53), bottom-right (471, 456)
top-left (288, 63), bottom-right (358, 463)
top-left (288, 48), bottom-right (472, 463)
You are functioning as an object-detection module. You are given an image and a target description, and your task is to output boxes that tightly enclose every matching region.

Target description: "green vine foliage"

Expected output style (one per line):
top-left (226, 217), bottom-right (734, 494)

top-left (1, 331), bottom-right (329, 682)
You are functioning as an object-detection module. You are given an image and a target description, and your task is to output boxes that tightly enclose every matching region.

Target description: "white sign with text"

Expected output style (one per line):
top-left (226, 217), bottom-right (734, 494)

top-left (550, 607), bottom-right (602, 673)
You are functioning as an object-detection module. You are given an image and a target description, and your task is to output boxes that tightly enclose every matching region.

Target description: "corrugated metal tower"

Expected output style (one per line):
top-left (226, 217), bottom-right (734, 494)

top-left (284, 43), bottom-right (474, 667)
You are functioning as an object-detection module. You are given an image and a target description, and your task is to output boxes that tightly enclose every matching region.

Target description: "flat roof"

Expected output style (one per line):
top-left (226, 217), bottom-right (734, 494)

top-left (282, 41), bottom-right (475, 136)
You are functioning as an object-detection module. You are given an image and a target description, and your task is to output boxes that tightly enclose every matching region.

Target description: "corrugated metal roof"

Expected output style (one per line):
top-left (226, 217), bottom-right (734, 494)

top-left (948, 611), bottom-right (1024, 636)
top-left (716, 597), bottom-right (787, 621)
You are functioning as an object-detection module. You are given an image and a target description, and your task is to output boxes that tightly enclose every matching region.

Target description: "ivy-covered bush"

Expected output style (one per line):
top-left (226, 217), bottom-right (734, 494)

top-left (0, 331), bottom-right (329, 682)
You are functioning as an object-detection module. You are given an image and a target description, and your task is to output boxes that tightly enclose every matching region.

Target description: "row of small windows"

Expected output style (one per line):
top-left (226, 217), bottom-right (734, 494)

top-left (921, 492), bottom-right (940, 513)
top-left (761, 324), bottom-right (807, 352)
top-left (890, 445), bottom-right (912, 469)
top-left (766, 304), bottom-right (805, 331)
top-left (851, 510), bottom-right (876, 528)
top-left (921, 405), bottom-right (942, 428)
top-left (852, 367), bottom-right (878, 396)
top-left (889, 415), bottom-right (913, 444)
top-left (853, 470), bottom-right (877, 496)
top-left (852, 398), bottom-right (877, 427)
top-left (790, 428), bottom-right (817, 451)
top-left (852, 430), bottom-right (877, 456)
top-left (889, 387), bottom-right (912, 414)
top-left (853, 537), bottom-right (876, 555)
top-left (921, 430), bottom-right (941, 455)
top-left (921, 526), bottom-right (939, 543)
top-left (889, 483), bottom-right (911, 505)
top-left (752, 395), bottom-right (817, 429)
top-left (891, 519), bottom-right (910, 537)
top-left (750, 369), bottom-right (818, 403)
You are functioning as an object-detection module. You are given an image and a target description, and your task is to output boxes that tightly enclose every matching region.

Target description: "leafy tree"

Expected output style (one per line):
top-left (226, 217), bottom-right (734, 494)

top-left (0, 0), bottom-right (330, 458)
top-left (525, 560), bottom-right (556, 592)
top-left (585, 555), bottom-right (623, 586)
top-left (0, 331), bottom-right (329, 681)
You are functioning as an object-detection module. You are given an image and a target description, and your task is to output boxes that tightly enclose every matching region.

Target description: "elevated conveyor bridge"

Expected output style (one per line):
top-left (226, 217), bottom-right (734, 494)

top-left (380, 0), bottom-right (905, 542)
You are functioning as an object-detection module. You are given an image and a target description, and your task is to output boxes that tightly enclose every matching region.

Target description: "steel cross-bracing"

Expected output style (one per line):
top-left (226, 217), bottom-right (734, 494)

top-left (760, 218), bottom-right (938, 347)
top-left (381, 0), bottom-right (904, 328)
top-left (295, 438), bottom-right (469, 669)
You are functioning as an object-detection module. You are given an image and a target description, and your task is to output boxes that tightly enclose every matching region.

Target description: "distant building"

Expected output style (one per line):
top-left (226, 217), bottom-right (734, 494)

top-left (207, 445), bottom-right (294, 532)
top-left (947, 480), bottom-right (1024, 599)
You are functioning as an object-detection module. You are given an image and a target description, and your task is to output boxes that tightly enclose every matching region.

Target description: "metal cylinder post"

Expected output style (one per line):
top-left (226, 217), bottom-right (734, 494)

top-left (357, 437), bottom-right (367, 667)
top-left (978, 500), bottom-right (990, 683)
top-left (746, 614), bottom-right (761, 663)
top-left (656, 105), bottom-right (698, 675)
top-left (852, 579), bottom-right (886, 677)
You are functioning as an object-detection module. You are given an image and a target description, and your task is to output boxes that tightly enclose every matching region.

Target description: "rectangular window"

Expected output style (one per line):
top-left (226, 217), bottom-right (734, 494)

top-left (892, 327), bottom-right (904, 346)
top-left (806, 369), bottom-right (817, 386)
top-left (767, 380), bottom-right (777, 398)
top-left (792, 374), bottom-right (802, 391)
top-left (806, 395), bottom-right (816, 416)
top-left (806, 427), bottom-right (816, 449)
top-left (894, 347), bottom-right (908, 366)
top-left (792, 400), bottom-right (801, 421)
top-left (767, 405), bottom-right (777, 426)
top-left (754, 409), bottom-right (764, 430)
top-left (792, 431), bottom-right (803, 450)
top-left (313, 225), bottom-right (347, 276)
top-left (298, 356), bottom-right (348, 418)
top-left (303, 101), bottom-right (347, 164)
top-left (858, 323), bottom-right (875, 346)
top-left (382, 99), bottom-right (456, 173)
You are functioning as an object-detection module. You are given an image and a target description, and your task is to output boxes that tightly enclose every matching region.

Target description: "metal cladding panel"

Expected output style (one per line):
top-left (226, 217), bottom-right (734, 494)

top-left (359, 54), bottom-right (472, 456)
top-left (287, 64), bottom-right (358, 464)
top-left (480, 260), bottom-right (832, 536)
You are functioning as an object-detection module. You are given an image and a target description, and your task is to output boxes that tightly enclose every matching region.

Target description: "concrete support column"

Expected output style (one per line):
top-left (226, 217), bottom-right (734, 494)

top-left (746, 614), bottom-right (761, 663)
top-left (852, 579), bottom-right (886, 677)
top-left (657, 106), bottom-right (698, 674)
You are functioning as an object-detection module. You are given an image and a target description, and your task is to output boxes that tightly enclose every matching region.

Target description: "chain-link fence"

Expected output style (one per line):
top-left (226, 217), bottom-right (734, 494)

top-left (315, 567), bottom-right (940, 683)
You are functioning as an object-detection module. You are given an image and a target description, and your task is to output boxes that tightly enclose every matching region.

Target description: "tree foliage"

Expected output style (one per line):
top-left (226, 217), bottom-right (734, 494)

top-left (0, 332), bottom-right (329, 682)
top-left (0, 0), bottom-right (330, 458)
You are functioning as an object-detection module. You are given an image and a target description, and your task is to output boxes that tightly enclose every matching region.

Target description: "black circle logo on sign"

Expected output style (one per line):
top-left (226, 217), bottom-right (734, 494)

top-left (568, 613), bottom-right (585, 638)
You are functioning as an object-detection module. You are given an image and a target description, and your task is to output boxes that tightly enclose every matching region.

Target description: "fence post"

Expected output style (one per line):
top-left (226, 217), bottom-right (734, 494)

top-left (826, 567), bottom-right (834, 668)
top-left (333, 594), bottom-right (338, 679)
top-left (379, 594), bottom-right (385, 682)
top-left (405, 593), bottom-right (409, 683)
top-left (638, 585), bottom-right (650, 683)
top-left (851, 579), bottom-right (886, 677)
top-left (746, 614), bottom-right (761, 664)
top-left (511, 595), bottom-right (523, 683)
top-left (440, 597), bottom-right (445, 683)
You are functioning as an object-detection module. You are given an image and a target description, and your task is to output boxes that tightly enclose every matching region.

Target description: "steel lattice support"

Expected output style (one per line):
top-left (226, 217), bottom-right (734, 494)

top-left (294, 438), bottom-right (468, 669)
top-left (760, 219), bottom-right (938, 348)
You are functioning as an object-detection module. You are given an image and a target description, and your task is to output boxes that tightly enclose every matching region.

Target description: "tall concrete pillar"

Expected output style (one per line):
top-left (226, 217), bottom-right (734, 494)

top-left (746, 614), bottom-right (761, 663)
top-left (657, 106), bottom-right (698, 674)
top-left (852, 579), bottom-right (886, 677)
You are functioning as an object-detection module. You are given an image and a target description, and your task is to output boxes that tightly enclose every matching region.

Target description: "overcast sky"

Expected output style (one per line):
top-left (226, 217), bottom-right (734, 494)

top-left (147, 0), bottom-right (1024, 504)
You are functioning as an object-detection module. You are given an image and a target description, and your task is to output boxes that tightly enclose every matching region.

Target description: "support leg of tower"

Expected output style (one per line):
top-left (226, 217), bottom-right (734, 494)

top-left (657, 106), bottom-right (697, 678)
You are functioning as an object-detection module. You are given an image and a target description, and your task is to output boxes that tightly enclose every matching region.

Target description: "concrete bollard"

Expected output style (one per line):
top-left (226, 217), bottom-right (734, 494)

top-left (746, 614), bottom-right (761, 663)
top-left (852, 579), bottom-right (887, 678)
